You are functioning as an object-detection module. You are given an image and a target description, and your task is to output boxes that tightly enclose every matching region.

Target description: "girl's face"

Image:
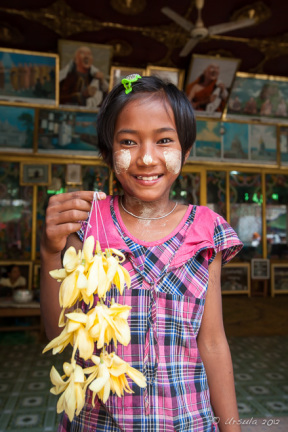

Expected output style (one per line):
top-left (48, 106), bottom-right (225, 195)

top-left (113, 96), bottom-right (186, 204)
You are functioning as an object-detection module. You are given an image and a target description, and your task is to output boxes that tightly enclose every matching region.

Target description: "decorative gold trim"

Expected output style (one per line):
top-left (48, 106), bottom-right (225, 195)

top-left (0, 261), bottom-right (33, 291)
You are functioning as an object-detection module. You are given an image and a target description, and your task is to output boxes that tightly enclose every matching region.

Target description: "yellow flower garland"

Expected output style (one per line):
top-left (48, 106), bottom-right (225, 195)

top-left (43, 236), bottom-right (146, 422)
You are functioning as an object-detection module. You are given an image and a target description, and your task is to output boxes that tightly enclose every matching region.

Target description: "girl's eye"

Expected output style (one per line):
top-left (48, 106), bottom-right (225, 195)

top-left (158, 138), bottom-right (172, 144)
top-left (120, 139), bottom-right (136, 146)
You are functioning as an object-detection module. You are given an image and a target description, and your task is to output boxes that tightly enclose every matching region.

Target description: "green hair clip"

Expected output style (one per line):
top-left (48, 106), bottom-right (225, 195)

top-left (121, 74), bottom-right (142, 94)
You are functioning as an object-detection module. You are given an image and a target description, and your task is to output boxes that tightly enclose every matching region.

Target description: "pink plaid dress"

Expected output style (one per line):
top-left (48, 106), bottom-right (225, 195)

top-left (58, 196), bottom-right (242, 432)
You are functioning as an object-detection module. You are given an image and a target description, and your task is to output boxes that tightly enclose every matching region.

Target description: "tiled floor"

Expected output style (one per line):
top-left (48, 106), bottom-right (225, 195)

top-left (0, 333), bottom-right (287, 431)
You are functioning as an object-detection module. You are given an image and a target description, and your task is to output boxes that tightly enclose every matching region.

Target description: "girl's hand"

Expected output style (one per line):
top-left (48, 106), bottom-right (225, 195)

top-left (41, 191), bottom-right (106, 255)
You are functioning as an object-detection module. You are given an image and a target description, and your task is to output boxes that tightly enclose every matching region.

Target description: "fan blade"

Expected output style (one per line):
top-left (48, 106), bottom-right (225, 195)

top-left (179, 38), bottom-right (199, 57)
top-left (161, 7), bottom-right (194, 33)
top-left (208, 17), bottom-right (256, 35)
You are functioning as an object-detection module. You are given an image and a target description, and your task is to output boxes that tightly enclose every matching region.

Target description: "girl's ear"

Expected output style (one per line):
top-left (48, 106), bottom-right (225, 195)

top-left (183, 148), bottom-right (192, 165)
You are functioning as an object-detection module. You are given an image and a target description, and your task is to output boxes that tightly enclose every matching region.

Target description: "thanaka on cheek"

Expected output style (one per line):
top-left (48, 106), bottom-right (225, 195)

top-left (114, 149), bottom-right (131, 174)
top-left (163, 149), bottom-right (181, 174)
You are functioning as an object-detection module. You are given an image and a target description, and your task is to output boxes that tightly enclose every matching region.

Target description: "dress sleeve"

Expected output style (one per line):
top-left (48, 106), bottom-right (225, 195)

top-left (210, 215), bottom-right (243, 266)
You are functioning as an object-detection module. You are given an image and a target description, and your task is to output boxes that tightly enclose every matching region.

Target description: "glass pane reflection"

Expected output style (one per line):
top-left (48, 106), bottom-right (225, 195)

top-left (230, 172), bottom-right (262, 261)
top-left (207, 171), bottom-right (226, 218)
top-left (266, 174), bottom-right (288, 259)
top-left (0, 162), bottom-right (32, 260)
top-left (170, 173), bottom-right (200, 205)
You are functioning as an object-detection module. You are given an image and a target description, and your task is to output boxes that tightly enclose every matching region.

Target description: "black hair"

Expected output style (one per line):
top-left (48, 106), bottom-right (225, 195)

top-left (97, 75), bottom-right (196, 167)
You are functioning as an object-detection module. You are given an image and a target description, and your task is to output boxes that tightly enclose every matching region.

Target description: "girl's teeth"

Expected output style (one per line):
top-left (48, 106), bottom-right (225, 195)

top-left (137, 176), bottom-right (158, 180)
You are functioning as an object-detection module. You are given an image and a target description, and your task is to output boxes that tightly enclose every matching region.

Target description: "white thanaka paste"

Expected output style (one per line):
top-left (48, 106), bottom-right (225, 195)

top-left (143, 154), bottom-right (153, 165)
top-left (114, 149), bottom-right (131, 174)
top-left (163, 149), bottom-right (181, 174)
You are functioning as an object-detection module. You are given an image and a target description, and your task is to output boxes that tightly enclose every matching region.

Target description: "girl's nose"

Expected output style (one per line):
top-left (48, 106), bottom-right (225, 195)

top-left (137, 143), bottom-right (157, 166)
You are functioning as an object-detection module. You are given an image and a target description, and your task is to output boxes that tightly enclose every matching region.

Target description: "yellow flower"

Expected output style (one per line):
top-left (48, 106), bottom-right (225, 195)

top-left (89, 358), bottom-right (111, 404)
top-left (103, 250), bottom-right (131, 297)
top-left (86, 352), bottom-right (146, 404)
top-left (43, 309), bottom-right (95, 361)
top-left (50, 361), bottom-right (86, 422)
top-left (88, 303), bottom-right (131, 349)
top-left (49, 237), bottom-right (96, 309)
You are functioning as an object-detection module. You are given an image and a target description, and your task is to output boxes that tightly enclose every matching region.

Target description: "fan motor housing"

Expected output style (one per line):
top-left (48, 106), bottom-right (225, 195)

top-left (191, 27), bottom-right (209, 39)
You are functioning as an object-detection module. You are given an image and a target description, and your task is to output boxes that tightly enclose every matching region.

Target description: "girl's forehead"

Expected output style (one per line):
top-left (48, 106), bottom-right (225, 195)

top-left (116, 94), bottom-right (175, 125)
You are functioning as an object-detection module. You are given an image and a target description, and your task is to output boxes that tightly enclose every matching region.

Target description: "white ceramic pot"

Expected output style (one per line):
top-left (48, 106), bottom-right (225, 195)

top-left (13, 289), bottom-right (34, 304)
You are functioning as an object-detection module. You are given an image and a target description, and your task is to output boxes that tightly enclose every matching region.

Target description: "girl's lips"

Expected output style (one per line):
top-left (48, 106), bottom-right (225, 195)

top-left (133, 174), bottom-right (163, 185)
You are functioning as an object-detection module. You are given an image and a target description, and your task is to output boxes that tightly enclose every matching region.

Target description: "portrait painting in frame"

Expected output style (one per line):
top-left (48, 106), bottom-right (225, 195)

top-left (58, 40), bottom-right (113, 110)
top-left (146, 66), bottom-right (185, 90)
top-left (0, 105), bottom-right (35, 153)
top-left (36, 108), bottom-right (100, 156)
top-left (20, 162), bottom-right (50, 186)
top-left (226, 72), bottom-right (288, 124)
top-left (109, 66), bottom-right (145, 91)
top-left (0, 48), bottom-right (58, 107)
top-left (185, 55), bottom-right (240, 119)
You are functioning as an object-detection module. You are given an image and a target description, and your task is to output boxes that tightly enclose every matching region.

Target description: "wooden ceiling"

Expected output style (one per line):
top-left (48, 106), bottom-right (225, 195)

top-left (0, 0), bottom-right (288, 79)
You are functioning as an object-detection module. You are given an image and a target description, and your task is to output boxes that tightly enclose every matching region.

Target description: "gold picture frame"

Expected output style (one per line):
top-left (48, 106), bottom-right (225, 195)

top-left (0, 47), bottom-right (59, 108)
top-left (109, 66), bottom-right (146, 91)
top-left (146, 65), bottom-right (185, 90)
top-left (221, 262), bottom-right (251, 296)
top-left (66, 163), bottom-right (82, 185)
top-left (185, 54), bottom-right (240, 119)
top-left (226, 71), bottom-right (288, 125)
top-left (271, 263), bottom-right (288, 297)
top-left (20, 162), bottom-right (51, 186)
top-left (58, 40), bottom-right (113, 110)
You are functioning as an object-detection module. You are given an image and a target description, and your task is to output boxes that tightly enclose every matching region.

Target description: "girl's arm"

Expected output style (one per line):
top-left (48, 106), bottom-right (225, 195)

top-left (197, 252), bottom-right (241, 432)
top-left (40, 191), bottom-right (106, 340)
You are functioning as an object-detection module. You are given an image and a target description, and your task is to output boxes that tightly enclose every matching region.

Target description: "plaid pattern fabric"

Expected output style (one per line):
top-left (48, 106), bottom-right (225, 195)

top-left (59, 198), bottom-right (242, 432)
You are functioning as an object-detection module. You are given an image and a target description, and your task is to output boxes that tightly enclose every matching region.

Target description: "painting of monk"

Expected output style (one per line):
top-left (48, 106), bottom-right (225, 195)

top-left (58, 40), bottom-right (112, 111)
top-left (185, 55), bottom-right (240, 119)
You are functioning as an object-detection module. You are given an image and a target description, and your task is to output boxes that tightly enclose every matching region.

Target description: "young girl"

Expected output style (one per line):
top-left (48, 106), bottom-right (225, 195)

top-left (41, 75), bottom-right (243, 432)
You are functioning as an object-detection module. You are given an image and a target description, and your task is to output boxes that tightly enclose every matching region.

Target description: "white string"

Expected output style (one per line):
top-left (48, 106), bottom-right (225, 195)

top-left (94, 192), bottom-right (110, 250)
top-left (83, 194), bottom-right (95, 245)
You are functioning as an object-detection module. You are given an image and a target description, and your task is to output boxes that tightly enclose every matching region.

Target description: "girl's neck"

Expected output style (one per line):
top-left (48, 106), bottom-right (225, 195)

top-left (121, 195), bottom-right (174, 220)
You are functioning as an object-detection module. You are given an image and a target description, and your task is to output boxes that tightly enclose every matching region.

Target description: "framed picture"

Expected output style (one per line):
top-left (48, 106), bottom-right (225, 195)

top-left (191, 119), bottom-right (222, 160)
top-left (0, 48), bottom-right (58, 107)
top-left (221, 263), bottom-right (251, 296)
top-left (279, 125), bottom-right (288, 165)
top-left (0, 105), bottom-right (35, 153)
top-left (271, 263), bottom-right (288, 297)
top-left (146, 66), bottom-right (185, 90)
top-left (109, 66), bottom-right (146, 91)
top-left (226, 72), bottom-right (288, 124)
top-left (66, 164), bottom-right (82, 185)
top-left (251, 259), bottom-right (270, 279)
top-left (0, 261), bottom-right (33, 297)
top-left (20, 162), bottom-right (50, 185)
top-left (222, 121), bottom-right (249, 161)
top-left (185, 55), bottom-right (240, 119)
top-left (58, 40), bottom-right (113, 110)
top-left (36, 108), bottom-right (100, 156)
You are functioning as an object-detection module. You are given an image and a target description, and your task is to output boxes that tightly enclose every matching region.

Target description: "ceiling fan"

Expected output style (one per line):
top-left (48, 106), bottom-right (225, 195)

top-left (161, 0), bottom-right (257, 56)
